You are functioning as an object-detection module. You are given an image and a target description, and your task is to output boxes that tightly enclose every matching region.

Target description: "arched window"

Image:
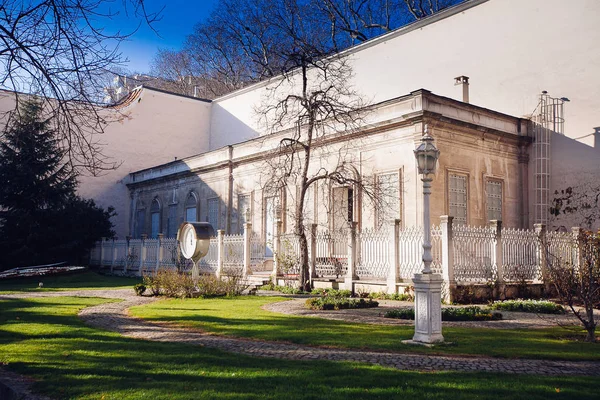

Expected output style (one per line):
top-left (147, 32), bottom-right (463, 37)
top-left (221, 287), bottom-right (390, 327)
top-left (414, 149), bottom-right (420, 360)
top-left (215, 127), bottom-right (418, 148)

top-left (185, 192), bottom-right (198, 222)
top-left (150, 198), bottom-right (161, 238)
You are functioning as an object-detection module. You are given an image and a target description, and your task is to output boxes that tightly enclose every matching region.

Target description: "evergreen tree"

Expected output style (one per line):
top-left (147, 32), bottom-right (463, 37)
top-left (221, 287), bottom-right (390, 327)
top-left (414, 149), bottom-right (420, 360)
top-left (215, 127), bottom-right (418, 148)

top-left (0, 101), bottom-right (77, 211)
top-left (0, 101), bottom-right (114, 269)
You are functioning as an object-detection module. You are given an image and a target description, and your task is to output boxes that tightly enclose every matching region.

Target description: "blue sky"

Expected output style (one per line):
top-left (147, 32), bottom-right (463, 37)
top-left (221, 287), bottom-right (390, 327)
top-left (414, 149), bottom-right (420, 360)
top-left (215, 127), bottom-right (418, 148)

top-left (105, 0), bottom-right (219, 73)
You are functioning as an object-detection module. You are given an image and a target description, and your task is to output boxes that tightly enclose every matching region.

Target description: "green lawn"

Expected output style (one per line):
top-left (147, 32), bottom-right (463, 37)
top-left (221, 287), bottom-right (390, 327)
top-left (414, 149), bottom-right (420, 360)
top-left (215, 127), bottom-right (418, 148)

top-left (130, 296), bottom-right (600, 361)
top-left (0, 270), bottom-right (140, 293)
top-left (0, 296), bottom-right (597, 399)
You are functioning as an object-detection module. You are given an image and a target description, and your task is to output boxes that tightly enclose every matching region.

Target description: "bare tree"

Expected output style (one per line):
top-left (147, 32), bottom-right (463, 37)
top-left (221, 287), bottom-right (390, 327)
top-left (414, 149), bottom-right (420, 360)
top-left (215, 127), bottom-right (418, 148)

top-left (0, 0), bottom-right (162, 174)
top-left (167, 0), bottom-right (463, 98)
top-left (546, 230), bottom-right (600, 342)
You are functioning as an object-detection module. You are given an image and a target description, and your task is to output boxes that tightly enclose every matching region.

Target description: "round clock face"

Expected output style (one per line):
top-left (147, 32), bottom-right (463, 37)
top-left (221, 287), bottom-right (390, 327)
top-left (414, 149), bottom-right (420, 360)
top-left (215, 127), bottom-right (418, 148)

top-left (179, 224), bottom-right (197, 260)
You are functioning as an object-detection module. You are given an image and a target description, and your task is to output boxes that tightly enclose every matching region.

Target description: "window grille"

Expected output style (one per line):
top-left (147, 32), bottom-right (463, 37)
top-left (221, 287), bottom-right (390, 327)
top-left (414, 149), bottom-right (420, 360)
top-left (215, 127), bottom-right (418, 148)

top-left (376, 172), bottom-right (401, 228)
top-left (207, 198), bottom-right (219, 230)
top-left (135, 209), bottom-right (145, 239)
top-left (150, 198), bottom-right (161, 238)
top-left (486, 180), bottom-right (503, 221)
top-left (448, 174), bottom-right (467, 225)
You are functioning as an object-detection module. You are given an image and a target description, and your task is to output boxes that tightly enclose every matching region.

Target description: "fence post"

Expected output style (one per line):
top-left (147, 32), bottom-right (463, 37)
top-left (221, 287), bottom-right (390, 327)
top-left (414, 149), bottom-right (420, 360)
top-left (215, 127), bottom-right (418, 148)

top-left (110, 239), bottom-right (117, 273)
top-left (490, 220), bottom-right (503, 285)
top-left (344, 222), bottom-right (357, 292)
top-left (243, 221), bottom-right (252, 277)
top-left (140, 234), bottom-right (147, 276)
top-left (156, 234), bottom-right (164, 272)
top-left (440, 216), bottom-right (455, 303)
top-left (534, 224), bottom-right (547, 284)
top-left (272, 219), bottom-right (282, 280)
top-left (387, 219), bottom-right (401, 294)
top-left (216, 229), bottom-right (224, 279)
top-left (100, 237), bottom-right (106, 268)
top-left (310, 224), bottom-right (317, 282)
top-left (124, 236), bottom-right (131, 273)
top-left (572, 227), bottom-right (582, 270)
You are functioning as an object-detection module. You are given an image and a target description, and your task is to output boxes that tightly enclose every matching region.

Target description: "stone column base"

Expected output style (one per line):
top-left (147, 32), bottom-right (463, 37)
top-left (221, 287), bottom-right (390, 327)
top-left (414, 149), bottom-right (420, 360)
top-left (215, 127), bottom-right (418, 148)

top-left (412, 273), bottom-right (444, 344)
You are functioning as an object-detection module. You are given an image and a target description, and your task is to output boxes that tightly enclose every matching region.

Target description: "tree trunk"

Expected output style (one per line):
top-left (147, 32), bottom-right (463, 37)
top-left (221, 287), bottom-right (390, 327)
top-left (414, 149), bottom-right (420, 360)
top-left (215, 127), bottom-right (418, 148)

top-left (585, 308), bottom-right (596, 342)
top-left (298, 231), bottom-right (310, 292)
top-left (585, 326), bottom-right (596, 342)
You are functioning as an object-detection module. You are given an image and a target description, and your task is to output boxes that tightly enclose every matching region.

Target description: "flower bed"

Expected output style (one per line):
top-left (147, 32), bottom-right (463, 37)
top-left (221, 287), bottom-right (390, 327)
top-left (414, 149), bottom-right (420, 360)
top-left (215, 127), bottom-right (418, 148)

top-left (385, 306), bottom-right (503, 321)
top-left (306, 297), bottom-right (379, 310)
top-left (489, 299), bottom-right (565, 314)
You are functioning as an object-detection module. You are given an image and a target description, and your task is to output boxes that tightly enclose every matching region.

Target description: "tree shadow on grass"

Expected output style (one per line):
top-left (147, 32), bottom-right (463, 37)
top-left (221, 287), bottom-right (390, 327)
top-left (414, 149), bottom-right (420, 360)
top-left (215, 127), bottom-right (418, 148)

top-left (1, 297), bottom-right (598, 399)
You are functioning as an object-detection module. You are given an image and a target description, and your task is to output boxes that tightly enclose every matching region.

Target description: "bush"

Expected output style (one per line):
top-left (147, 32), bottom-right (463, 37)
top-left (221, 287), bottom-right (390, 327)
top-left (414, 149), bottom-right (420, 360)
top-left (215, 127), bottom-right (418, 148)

top-left (133, 283), bottom-right (146, 296)
top-left (142, 269), bottom-right (195, 298)
top-left (196, 274), bottom-right (246, 297)
top-left (311, 288), bottom-right (352, 298)
top-left (260, 281), bottom-right (306, 294)
top-left (306, 297), bottom-right (379, 310)
top-left (384, 306), bottom-right (502, 321)
top-left (368, 291), bottom-right (413, 302)
top-left (490, 299), bottom-right (565, 314)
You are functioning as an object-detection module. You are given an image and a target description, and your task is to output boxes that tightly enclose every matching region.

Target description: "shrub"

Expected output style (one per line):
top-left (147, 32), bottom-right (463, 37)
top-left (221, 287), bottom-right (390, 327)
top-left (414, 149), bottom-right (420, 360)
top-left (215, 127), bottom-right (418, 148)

top-left (200, 274), bottom-right (247, 297)
top-left (385, 306), bottom-right (502, 321)
top-left (142, 269), bottom-right (195, 298)
top-left (368, 291), bottom-right (413, 302)
top-left (143, 273), bottom-right (161, 296)
top-left (306, 297), bottom-right (379, 310)
top-left (490, 299), bottom-right (565, 314)
top-left (311, 288), bottom-right (352, 298)
top-left (260, 282), bottom-right (306, 294)
top-left (133, 283), bottom-right (146, 296)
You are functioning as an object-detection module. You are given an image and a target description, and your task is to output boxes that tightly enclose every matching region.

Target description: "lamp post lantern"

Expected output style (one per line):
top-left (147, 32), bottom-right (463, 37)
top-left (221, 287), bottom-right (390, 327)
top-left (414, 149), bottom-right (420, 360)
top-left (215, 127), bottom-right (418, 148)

top-left (410, 125), bottom-right (444, 344)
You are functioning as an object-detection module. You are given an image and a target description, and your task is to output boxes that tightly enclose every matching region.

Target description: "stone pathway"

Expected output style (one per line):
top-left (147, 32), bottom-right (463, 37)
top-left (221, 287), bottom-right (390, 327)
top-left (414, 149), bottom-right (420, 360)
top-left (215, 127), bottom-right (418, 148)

top-left (2, 289), bottom-right (600, 377)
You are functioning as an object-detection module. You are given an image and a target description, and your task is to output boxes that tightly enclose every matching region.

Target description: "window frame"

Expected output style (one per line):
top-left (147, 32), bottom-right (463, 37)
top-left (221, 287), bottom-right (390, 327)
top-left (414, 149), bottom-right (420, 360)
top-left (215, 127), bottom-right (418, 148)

top-left (446, 170), bottom-right (469, 225)
top-left (207, 197), bottom-right (220, 231)
top-left (375, 169), bottom-right (403, 229)
top-left (485, 178), bottom-right (504, 222)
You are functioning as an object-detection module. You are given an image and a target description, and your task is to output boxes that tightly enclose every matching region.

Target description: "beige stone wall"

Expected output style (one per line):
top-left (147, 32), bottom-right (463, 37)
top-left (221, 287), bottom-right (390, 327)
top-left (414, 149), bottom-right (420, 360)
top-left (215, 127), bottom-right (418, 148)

top-left (129, 91), bottom-right (529, 238)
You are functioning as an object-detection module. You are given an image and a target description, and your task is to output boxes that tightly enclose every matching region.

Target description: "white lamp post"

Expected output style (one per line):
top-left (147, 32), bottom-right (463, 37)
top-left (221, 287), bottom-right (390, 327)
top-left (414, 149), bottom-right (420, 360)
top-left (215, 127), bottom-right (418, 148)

top-left (411, 125), bottom-right (444, 344)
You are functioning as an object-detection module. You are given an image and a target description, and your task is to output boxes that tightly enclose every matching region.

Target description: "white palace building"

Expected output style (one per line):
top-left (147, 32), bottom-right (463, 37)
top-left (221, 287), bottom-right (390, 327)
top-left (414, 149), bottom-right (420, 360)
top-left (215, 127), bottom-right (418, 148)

top-left (21, 0), bottom-right (600, 297)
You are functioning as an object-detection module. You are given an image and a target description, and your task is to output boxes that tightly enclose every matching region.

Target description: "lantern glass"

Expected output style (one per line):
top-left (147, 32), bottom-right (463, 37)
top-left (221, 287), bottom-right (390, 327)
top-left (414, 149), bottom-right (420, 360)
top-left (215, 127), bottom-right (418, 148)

top-left (414, 131), bottom-right (440, 176)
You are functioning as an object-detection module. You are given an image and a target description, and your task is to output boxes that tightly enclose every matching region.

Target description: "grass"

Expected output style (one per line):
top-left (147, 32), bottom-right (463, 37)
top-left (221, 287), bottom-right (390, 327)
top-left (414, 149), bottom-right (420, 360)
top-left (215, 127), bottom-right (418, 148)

top-left (130, 296), bottom-right (600, 361)
top-left (0, 296), bottom-right (598, 399)
top-left (0, 270), bottom-right (140, 293)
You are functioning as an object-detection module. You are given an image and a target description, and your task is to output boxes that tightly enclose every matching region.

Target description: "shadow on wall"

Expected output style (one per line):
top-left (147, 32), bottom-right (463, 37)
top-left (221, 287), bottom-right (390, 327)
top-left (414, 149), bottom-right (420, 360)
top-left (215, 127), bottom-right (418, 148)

top-left (550, 130), bottom-right (600, 230)
top-left (209, 102), bottom-right (261, 150)
top-left (129, 171), bottom-right (249, 239)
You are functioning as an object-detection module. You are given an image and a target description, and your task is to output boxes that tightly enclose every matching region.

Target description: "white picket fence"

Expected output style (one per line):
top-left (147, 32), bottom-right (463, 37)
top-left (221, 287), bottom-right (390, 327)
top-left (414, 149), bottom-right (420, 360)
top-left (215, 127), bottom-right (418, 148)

top-left (91, 227), bottom-right (266, 278)
top-left (90, 216), bottom-right (579, 296)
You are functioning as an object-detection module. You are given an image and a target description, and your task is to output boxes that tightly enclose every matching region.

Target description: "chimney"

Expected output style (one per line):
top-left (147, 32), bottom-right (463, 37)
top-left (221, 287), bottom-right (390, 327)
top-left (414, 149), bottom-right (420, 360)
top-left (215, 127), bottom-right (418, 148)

top-left (454, 76), bottom-right (470, 103)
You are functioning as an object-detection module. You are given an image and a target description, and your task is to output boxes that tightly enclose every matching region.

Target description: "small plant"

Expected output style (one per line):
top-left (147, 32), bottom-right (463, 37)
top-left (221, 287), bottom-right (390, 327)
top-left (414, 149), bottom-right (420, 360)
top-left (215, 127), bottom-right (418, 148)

top-left (385, 307), bottom-right (502, 321)
top-left (133, 283), bottom-right (146, 296)
top-left (306, 297), bottom-right (378, 310)
top-left (260, 281), bottom-right (307, 294)
top-left (311, 288), bottom-right (352, 298)
top-left (142, 269), bottom-right (195, 298)
top-left (143, 273), bottom-right (161, 296)
top-left (490, 299), bottom-right (565, 314)
top-left (368, 291), bottom-right (413, 301)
